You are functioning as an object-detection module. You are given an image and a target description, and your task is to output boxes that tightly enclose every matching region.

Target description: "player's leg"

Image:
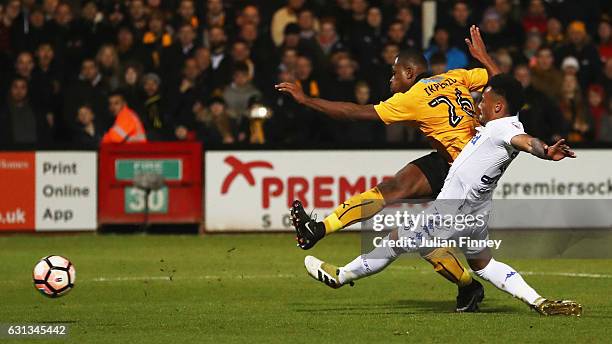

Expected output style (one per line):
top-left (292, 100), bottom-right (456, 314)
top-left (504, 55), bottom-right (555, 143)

top-left (291, 156), bottom-right (434, 250)
top-left (467, 248), bottom-right (582, 316)
top-left (296, 152), bottom-right (482, 307)
top-left (324, 161), bottom-right (433, 233)
top-left (420, 247), bottom-right (484, 312)
top-left (304, 230), bottom-right (404, 288)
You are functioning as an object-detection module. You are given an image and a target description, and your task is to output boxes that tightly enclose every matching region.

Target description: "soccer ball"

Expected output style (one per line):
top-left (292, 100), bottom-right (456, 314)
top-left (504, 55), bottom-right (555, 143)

top-left (32, 255), bottom-right (76, 298)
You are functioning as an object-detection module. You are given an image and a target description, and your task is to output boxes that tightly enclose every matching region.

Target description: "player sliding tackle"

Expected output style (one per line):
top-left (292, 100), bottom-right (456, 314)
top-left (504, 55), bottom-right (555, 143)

top-left (304, 74), bottom-right (582, 316)
top-left (277, 26), bottom-right (498, 312)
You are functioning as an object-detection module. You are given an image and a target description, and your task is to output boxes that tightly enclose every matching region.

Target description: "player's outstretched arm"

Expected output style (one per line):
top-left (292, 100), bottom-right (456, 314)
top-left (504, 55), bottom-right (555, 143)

top-left (465, 25), bottom-right (501, 77)
top-left (275, 82), bottom-right (379, 121)
top-left (510, 134), bottom-right (577, 161)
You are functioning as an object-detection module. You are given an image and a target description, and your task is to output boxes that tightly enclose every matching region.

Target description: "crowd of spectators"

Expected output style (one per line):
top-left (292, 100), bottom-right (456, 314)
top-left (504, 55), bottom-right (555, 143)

top-left (1, 0), bottom-right (612, 148)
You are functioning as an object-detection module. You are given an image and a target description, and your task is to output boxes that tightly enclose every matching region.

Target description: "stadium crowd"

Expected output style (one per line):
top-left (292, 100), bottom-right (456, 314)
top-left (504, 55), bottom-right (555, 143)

top-left (1, 0), bottom-right (611, 148)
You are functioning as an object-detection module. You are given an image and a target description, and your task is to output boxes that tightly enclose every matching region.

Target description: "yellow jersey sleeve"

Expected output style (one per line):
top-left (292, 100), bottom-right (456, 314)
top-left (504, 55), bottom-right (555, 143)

top-left (374, 91), bottom-right (417, 125)
top-left (459, 68), bottom-right (489, 92)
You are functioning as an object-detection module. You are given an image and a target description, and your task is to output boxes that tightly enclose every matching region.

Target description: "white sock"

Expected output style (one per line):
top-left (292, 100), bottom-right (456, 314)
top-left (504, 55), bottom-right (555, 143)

top-left (338, 240), bottom-right (398, 284)
top-left (474, 258), bottom-right (542, 305)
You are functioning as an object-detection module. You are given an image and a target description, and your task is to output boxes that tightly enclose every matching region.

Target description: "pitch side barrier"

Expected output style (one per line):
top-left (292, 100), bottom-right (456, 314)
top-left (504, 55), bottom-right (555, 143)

top-left (2, 144), bottom-right (612, 232)
top-left (0, 142), bottom-right (202, 232)
top-left (0, 151), bottom-right (97, 232)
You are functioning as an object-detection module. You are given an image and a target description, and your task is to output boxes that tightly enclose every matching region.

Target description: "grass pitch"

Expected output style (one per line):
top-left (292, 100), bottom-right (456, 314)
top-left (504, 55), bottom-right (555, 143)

top-left (1, 232), bottom-right (611, 343)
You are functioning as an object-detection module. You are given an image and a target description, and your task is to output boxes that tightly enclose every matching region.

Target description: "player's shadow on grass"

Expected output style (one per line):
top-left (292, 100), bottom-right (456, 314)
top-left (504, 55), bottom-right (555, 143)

top-left (394, 299), bottom-right (517, 314)
top-left (292, 299), bottom-right (516, 314)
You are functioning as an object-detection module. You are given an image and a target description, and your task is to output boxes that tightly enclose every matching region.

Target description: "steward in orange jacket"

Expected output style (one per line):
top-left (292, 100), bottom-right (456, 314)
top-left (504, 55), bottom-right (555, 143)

top-left (102, 92), bottom-right (147, 143)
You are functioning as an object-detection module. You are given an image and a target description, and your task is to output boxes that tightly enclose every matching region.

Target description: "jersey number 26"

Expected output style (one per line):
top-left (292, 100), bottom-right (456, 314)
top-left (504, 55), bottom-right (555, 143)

top-left (428, 88), bottom-right (476, 127)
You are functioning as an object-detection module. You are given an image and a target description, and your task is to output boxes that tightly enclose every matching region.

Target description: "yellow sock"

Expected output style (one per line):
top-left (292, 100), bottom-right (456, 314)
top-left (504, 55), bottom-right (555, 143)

top-left (422, 248), bottom-right (473, 287)
top-left (322, 187), bottom-right (386, 234)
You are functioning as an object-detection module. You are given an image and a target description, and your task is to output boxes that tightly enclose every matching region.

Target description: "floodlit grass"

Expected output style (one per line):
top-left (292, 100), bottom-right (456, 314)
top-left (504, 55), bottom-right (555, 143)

top-left (1, 232), bottom-right (610, 343)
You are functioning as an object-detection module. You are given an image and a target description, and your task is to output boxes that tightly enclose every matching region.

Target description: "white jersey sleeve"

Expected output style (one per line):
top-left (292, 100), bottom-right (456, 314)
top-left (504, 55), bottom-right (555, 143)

top-left (491, 117), bottom-right (526, 148)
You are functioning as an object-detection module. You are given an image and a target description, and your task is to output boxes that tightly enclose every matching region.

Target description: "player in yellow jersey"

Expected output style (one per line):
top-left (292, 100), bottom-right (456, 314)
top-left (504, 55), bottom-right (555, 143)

top-left (276, 26), bottom-right (500, 312)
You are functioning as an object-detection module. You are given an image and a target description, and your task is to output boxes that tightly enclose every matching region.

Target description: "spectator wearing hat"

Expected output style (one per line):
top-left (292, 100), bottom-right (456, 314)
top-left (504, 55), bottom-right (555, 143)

top-left (555, 20), bottom-right (602, 89)
top-left (560, 56), bottom-right (580, 76)
top-left (141, 73), bottom-right (168, 140)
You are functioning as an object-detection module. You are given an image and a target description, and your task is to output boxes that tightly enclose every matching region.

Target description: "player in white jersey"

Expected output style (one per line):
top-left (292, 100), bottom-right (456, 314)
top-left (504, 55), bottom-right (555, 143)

top-left (303, 74), bottom-right (582, 316)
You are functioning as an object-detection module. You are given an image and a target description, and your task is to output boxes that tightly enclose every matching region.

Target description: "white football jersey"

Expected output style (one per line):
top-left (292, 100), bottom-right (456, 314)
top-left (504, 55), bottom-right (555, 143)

top-left (436, 115), bottom-right (525, 214)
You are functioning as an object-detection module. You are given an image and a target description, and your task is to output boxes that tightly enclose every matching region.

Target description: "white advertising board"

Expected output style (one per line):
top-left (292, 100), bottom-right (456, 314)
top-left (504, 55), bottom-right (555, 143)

top-left (35, 152), bottom-right (97, 230)
top-left (205, 150), bottom-right (612, 231)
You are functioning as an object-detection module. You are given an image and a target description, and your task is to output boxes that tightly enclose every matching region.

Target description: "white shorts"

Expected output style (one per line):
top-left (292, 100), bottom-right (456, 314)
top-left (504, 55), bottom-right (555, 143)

top-left (396, 202), bottom-right (490, 257)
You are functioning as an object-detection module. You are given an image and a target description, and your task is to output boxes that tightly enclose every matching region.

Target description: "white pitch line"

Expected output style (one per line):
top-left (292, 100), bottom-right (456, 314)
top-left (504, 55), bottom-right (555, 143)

top-left (518, 271), bottom-right (612, 279)
top-left (88, 270), bottom-right (612, 283)
top-left (91, 273), bottom-right (298, 282)
top-left (388, 265), bottom-right (612, 278)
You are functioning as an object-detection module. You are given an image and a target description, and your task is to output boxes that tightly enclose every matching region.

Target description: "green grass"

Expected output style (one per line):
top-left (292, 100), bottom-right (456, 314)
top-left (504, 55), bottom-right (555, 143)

top-left (0, 232), bottom-right (611, 343)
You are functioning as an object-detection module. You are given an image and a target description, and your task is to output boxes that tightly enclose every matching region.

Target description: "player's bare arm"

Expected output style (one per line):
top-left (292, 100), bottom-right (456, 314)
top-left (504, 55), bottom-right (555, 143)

top-left (510, 135), bottom-right (577, 161)
top-left (275, 82), bottom-right (379, 121)
top-left (465, 25), bottom-right (501, 77)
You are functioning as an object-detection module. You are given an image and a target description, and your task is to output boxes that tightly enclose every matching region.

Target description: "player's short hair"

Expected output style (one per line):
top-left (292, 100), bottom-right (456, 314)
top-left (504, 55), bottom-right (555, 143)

top-left (487, 74), bottom-right (525, 115)
top-left (397, 48), bottom-right (428, 71)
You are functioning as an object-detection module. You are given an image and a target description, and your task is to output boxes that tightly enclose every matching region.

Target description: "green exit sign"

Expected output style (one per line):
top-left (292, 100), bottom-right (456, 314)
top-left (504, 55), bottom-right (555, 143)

top-left (115, 159), bottom-right (182, 181)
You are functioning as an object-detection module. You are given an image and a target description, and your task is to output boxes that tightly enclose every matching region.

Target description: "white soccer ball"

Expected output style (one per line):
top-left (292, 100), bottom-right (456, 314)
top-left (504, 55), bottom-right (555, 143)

top-left (32, 255), bottom-right (76, 298)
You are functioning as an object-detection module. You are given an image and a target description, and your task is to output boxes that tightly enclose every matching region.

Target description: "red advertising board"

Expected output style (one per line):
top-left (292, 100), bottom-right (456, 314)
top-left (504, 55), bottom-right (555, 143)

top-left (0, 152), bottom-right (35, 231)
top-left (98, 142), bottom-right (202, 224)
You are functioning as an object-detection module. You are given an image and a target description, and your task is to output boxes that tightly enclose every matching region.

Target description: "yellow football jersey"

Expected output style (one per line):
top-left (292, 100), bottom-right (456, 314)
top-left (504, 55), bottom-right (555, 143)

top-left (374, 68), bottom-right (488, 162)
